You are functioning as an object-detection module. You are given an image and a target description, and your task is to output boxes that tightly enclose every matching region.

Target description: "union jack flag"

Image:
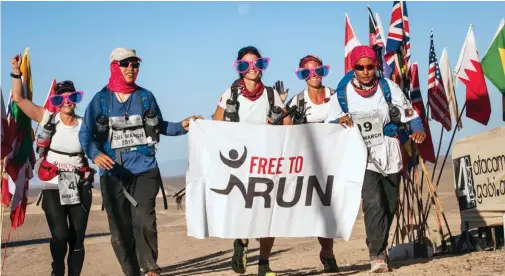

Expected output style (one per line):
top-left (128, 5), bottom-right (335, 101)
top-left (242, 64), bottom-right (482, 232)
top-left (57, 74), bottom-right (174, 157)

top-left (386, 1), bottom-right (403, 54)
top-left (428, 30), bottom-right (452, 131)
top-left (401, 1), bottom-right (411, 78)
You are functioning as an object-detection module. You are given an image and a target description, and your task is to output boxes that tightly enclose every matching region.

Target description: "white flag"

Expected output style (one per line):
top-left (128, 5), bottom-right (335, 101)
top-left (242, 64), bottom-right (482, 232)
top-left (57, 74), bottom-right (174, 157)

top-left (439, 48), bottom-right (462, 130)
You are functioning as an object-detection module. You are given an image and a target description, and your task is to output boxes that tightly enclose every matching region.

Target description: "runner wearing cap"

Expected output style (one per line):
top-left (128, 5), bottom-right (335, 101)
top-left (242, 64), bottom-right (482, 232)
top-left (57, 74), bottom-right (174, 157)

top-left (10, 54), bottom-right (94, 276)
top-left (285, 54), bottom-right (352, 273)
top-left (326, 45), bottom-right (426, 273)
top-left (213, 46), bottom-right (292, 276)
top-left (79, 47), bottom-right (202, 276)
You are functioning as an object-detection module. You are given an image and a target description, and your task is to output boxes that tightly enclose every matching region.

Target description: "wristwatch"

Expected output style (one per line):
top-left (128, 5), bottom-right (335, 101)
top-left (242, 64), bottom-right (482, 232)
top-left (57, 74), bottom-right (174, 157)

top-left (10, 72), bottom-right (22, 79)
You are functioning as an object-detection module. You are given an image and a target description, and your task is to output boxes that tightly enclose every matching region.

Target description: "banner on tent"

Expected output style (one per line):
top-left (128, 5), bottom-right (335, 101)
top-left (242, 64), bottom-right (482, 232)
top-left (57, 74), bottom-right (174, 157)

top-left (185, 120), bottom-right (368, 240)
top-left (452, 126), bottom-right (505, 230)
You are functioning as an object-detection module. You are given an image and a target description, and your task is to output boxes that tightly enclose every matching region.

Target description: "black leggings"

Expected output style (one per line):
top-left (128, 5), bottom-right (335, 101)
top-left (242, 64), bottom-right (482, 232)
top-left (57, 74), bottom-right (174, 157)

top-left (41, 184), bottom-right (92, 276)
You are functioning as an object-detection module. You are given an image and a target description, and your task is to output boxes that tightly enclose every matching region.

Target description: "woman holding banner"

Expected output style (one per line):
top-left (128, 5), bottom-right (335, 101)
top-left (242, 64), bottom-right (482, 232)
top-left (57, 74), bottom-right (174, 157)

top-left (212, 45), bottom-right (292, 276)
top-left (325, 45), bottom-right (426, 273)
top-left (10, 54), bottom-right (94, 276)
top-left (285, 54), bottom-right (352, 272)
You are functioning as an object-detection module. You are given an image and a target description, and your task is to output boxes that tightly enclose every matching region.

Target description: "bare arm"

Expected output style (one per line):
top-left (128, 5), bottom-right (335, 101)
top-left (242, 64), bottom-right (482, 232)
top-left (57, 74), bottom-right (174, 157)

top-left (213, 106), bottom-right (225, 121)
top-left (282, 108), bottom-right (293, 125)
top-left (11, 54), bottom-right (45, 123)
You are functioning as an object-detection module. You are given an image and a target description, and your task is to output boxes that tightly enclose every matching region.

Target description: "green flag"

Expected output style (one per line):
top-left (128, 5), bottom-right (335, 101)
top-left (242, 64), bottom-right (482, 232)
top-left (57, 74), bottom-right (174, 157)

top-left (481, 18), bottom-right (505, 121)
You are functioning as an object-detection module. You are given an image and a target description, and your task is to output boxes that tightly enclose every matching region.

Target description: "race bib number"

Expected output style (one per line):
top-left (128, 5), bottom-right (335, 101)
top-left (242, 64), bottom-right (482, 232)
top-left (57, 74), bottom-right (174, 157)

top-left (351, 112), bottom-right (384, 147)
top-left (109, 115), bottom-right (148, 149)
top-left (58, 172), bottom-right (80, 205)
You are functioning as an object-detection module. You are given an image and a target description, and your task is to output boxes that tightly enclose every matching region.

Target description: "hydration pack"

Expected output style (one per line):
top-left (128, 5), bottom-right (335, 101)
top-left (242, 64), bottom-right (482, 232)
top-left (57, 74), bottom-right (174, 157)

top-left (97, 87), bottom-right (158, 160)
top-left (35, 113), bottom-right (93, 182)
top-left (286, 87), bottom-right (335, 124)
top-left (226, 85), bottom-right (277, 123)
top-left (335, 71), bottom-right (401, 136)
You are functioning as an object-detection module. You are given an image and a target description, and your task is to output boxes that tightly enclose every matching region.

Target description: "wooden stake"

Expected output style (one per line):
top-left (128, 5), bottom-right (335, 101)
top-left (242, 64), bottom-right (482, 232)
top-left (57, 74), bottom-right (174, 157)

top-left (419, 155), bottom-right (453, 241)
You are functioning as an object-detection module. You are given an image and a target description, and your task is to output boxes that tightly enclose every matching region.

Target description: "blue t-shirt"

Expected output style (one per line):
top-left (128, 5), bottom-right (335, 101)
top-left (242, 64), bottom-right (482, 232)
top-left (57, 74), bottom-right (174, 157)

top-left (79, 86), bottom-right (187, 176)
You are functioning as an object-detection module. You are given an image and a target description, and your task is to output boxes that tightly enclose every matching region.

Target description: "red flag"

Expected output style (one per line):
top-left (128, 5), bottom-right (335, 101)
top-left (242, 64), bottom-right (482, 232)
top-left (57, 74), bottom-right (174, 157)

top-left (44, 78), bottom-right (58, 113)
top-left (344, 13), bottom-right (360, 73)
top-left (455, 25), bottom-right (492, 125)
top-left (410, 62), bottom-right (436, 163)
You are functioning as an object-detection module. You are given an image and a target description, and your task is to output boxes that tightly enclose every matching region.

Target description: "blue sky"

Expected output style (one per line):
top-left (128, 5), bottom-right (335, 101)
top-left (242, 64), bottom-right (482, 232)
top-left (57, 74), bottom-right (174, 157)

top-left (2, 1), bottom-right (504, 175)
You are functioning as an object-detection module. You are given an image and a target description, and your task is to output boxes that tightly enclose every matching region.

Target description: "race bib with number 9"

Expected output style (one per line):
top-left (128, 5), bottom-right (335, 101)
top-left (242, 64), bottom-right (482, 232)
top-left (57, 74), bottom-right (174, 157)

top-left (351, 112), bottom-right (384, 147)
top-left (58, 172), bottom-right (81, 205)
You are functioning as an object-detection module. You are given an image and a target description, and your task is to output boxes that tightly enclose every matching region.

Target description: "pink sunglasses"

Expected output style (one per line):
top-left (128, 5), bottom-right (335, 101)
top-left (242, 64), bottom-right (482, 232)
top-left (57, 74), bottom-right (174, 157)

top-left (233, 57), bottom-right (270, 73)
top-left (295, 65), bottom-right (331, 80)
top-left (49, 91), bottom-right (84, 108)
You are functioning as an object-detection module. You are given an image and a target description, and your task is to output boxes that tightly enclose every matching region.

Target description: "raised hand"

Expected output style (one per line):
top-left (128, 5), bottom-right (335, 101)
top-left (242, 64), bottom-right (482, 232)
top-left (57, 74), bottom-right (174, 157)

top-left (274, 80), bottom-right (289, 103)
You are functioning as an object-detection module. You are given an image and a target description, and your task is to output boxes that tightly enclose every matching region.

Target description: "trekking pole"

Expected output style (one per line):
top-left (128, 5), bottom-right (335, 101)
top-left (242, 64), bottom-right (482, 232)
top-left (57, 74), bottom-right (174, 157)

top-left (160, 185), bottom-right (168, 210)
top-left (418, 154), bottom-right (454, 248)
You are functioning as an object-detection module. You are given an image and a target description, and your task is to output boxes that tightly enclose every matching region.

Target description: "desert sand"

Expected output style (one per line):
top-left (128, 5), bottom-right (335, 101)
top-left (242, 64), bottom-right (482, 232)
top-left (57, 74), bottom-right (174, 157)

top-left (1, 163), bottom-right (504, 276)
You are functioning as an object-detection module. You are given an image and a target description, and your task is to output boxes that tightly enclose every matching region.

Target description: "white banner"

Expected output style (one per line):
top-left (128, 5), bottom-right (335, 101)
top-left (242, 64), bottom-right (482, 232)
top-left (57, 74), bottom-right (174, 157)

top-left (185, 120), bottom-right (368, 240)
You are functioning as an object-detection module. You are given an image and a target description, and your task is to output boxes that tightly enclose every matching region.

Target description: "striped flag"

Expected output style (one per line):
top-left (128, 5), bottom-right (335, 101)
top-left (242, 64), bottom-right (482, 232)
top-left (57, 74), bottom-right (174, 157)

top-left (344, 12), bottom-right (360, 73)
top-left (3, 48), bottom-right (36, 229)
top-left (440, 48), bottom-right (462, 130)
top-left (410, 62), bottom-right (436, 163)
top-left (400, 1), bottom-right (411, 78)
top-left (1, 89), bottom-right (12, 159)
top-left (427, 30), bottom-right (452, 131)
top-left (375, 13), bottom-right (393, 79)
top-left (386, 1), bottom-right (403, 54)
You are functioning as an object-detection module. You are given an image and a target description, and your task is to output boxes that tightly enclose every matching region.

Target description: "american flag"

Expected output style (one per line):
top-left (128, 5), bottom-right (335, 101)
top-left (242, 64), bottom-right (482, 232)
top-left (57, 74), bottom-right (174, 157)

top-left (428, 30), bottom-right (452, 131)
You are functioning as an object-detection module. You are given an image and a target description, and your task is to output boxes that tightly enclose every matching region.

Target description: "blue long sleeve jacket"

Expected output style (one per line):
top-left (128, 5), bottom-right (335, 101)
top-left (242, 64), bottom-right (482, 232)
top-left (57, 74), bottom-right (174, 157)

top-left (79, 86), bottom-right (187, 176)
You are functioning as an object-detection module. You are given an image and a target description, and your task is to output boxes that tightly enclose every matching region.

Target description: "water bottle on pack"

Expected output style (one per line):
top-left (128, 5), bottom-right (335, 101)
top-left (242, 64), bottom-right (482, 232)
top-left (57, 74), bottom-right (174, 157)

top-left (224, 99), bottom-right (239, 122)
top-left (144, 109), bottom-right (160, 143)
top-left (95, 115), bottom-right (110, 142)
top-left (36, 121), bottom-right (55, 155)
top-left (270, 106), bottom-right (283, 125)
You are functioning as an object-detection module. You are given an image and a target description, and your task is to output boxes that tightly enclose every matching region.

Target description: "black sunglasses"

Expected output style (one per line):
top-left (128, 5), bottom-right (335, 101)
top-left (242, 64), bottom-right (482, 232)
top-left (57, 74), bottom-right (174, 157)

top-left (118, 60), bottom-right (140, 69)
top-left (354, 64), bottom-right (375, 71)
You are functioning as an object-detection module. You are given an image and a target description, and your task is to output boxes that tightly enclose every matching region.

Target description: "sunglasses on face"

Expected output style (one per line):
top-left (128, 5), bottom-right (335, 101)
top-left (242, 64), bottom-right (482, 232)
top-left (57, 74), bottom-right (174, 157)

top-left (49, 91), bottom-right (83, 108)
top-left (295, 65), bottom-right (330, 80)
top-left (233, 57), bottom-right (270, 74)
top-left (354, 64), bottom-right (375, 71)
top-left (118, 60), bottom-right (140, 69)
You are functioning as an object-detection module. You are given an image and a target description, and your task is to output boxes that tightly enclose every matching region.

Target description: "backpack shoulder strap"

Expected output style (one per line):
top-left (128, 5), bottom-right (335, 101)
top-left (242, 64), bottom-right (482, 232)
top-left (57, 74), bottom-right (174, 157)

top-left (336, 71), bottom-right (355, 113)
top-left (378, 78), bottom-right (392, 104)
top-left (328, 87), bottom-right (335, 96)
top-left (296, 90), bottom-right (305, 108)
top-left (265, 86), bottom-right (275, 111)
top-left (138, 88), bottom-right (151, 113)
top-left (99, 87), bottom-right (109, 116)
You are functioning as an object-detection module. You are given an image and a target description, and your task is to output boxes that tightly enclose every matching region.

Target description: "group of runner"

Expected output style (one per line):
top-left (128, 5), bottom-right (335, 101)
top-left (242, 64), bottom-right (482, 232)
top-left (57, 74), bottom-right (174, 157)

top-left (8, 44), bottom-right (426, 276)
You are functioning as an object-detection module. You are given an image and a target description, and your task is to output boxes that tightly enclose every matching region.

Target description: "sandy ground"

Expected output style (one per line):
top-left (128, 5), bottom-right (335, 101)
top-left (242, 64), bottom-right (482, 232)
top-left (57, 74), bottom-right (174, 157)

top-left (1, 166), bottom-right (504, 276)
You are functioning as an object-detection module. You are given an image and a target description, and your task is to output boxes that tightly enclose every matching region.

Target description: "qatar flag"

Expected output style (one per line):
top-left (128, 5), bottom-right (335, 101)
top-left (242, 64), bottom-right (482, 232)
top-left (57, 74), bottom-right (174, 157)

top-left (454, 25), bottom-right (492, 125)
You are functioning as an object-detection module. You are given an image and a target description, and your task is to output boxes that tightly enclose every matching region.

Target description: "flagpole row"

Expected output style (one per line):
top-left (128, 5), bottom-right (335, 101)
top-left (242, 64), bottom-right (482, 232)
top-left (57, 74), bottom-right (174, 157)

top-left (421, 103), bottom-right (467, 231)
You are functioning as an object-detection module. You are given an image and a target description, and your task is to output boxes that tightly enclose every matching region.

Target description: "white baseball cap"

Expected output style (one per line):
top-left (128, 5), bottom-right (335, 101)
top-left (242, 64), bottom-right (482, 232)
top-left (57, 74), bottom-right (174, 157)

top-left (109, 47), bottom-right (142, 63)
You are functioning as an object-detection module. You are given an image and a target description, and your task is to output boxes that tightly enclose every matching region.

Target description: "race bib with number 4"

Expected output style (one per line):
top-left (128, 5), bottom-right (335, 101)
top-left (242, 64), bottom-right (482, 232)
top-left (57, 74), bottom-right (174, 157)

top-left (58, 172), bottom-right (81, 205)
top-left (351, 112), bottom-right (384, 147)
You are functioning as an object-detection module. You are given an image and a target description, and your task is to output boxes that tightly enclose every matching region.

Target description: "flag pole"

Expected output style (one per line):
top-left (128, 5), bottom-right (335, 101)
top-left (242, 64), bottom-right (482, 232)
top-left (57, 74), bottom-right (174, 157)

top-left (421, 102), bottom-right (466, 229)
